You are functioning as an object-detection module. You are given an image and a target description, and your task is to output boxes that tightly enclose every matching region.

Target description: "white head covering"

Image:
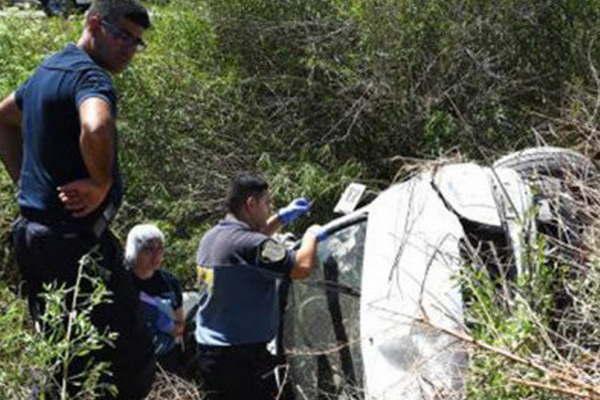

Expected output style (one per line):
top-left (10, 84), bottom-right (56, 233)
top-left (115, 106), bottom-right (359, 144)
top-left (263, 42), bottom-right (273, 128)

top-left (124, 223), bottom-right (165, 268)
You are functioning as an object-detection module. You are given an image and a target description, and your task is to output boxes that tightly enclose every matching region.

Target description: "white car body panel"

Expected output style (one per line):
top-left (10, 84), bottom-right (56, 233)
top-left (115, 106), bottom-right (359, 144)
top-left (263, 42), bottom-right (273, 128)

top-left (489, 167), bottom-right (535, 276)
top-left (433, 163), bottom-right (502, 226)
top-left (360, 163), bottom-right (533, 399)
top-left (360, 172), bottom-right (467, 399)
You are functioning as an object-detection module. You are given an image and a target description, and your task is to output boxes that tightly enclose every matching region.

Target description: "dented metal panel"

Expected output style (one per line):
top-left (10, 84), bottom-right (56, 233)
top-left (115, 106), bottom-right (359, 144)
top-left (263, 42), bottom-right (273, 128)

top-left (360, 173), bottom-right (467, 400)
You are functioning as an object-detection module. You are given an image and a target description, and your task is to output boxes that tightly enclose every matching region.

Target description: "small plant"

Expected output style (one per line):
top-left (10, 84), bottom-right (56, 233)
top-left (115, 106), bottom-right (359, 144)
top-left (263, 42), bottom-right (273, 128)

top-left (0, 248), bottom-right (117, 399)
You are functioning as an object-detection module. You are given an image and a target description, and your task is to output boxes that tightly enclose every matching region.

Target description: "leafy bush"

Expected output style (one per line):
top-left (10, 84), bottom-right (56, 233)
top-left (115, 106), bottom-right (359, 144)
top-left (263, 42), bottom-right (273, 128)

top-left (0, 252), bottom-right (115, 399)
top-left (459, 245), bottom-right (598, 399)
top-left (205, 0), bottom-right (600, 163)
top-left (2, 0), bottom-right (598, 284)
top-left (0, 285), bottom-right (33, 399)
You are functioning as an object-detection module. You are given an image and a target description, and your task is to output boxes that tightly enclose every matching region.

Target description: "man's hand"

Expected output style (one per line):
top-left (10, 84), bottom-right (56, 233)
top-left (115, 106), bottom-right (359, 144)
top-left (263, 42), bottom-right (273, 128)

top-left (305, 224), bottom-right (328, 242)
top-left (278, 197), bottom-right (312, 225)
top-left (290, 223), bottom-right (324, 280)
top-left (173, 308), bottom-right (185, 339)
top-left (173, 320), bottom-right (185, 338)
top-left (58, 178), bottom-right (110, 218)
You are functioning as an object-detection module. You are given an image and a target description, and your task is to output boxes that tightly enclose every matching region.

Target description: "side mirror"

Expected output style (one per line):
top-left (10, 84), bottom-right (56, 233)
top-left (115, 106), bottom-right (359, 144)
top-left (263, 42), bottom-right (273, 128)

top-left (333, 183), bottom-right (366, 215)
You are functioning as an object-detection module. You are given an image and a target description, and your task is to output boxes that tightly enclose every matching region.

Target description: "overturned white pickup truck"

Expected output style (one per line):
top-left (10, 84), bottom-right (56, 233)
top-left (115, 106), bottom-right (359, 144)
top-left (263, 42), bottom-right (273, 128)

top-left (281, 147), bottom-right (596, 400)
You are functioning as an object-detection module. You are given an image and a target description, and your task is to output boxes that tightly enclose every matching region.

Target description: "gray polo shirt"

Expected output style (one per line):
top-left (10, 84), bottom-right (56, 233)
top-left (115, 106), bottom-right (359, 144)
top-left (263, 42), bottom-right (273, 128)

top-left (195, 216), bottom-right (295, 346)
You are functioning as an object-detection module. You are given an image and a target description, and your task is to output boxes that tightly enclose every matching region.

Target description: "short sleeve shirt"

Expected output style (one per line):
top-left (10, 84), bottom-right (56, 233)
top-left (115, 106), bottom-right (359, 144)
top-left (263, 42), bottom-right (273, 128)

top-left (194, 216), bottom-right (295, 346)
top-left (15, 43), bottom-right (122, 225)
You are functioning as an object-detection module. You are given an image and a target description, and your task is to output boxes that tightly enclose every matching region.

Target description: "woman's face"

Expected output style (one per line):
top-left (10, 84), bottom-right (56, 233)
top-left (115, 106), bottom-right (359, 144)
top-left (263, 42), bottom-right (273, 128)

top-left (135, 239), bottom-right (164, 275)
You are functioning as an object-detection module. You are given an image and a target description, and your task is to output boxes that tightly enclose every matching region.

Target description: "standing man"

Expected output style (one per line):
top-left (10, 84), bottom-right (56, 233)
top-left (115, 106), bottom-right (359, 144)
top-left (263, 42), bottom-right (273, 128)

top-left (194, 172), bottom-right (324, 400)
top-left (0, 1), bottom-right (154, 398)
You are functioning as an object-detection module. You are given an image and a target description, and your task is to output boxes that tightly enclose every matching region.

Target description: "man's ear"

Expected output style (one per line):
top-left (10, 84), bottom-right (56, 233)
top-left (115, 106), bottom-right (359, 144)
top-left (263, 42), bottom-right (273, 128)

top-left (86, 11), bottom-right (102, 32)
top-left (245, 196), bottom-right (257, 212)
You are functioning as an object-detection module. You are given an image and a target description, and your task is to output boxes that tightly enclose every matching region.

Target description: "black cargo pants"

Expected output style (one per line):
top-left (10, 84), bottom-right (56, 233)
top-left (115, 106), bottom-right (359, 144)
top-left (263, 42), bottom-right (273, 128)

top-left (194, 342), bottom-right (281, 400)
top-left (11, 216), bottom-right (156, 399)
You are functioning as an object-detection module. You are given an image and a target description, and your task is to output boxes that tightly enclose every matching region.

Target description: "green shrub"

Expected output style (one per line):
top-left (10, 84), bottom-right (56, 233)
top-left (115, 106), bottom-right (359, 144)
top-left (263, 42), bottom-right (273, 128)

top-left (2, 0), bottom-right (598, 285)
top-left (0, 252), bottom-right (115, 399)
top-left (460, 232), bottom-right (598, 399)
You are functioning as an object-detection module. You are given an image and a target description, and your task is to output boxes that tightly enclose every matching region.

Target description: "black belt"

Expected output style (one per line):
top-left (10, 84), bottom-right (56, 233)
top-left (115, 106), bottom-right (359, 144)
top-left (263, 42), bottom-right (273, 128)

top-left (197, 342), bottom-right (268, 354)
top-left (19, 206), bottom-right (112, 239)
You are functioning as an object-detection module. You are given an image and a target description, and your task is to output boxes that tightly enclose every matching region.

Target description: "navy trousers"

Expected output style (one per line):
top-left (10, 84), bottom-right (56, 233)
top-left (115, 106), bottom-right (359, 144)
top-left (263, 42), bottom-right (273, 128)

top-left (11, 216), bottom-right (155, 399)
top-left (194, 342), bottom-right (281, 400)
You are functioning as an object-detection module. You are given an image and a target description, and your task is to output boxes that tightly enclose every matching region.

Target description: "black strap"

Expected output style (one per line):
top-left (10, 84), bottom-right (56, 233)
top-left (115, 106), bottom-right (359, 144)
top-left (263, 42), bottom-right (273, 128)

top-left (323, 256), bottom-right (358, 389)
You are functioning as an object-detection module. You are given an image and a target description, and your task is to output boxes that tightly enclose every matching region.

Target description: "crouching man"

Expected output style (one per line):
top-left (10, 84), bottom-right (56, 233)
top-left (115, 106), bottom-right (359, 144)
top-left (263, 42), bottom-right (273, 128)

top-left (193, 172), bottom-right (323, 400)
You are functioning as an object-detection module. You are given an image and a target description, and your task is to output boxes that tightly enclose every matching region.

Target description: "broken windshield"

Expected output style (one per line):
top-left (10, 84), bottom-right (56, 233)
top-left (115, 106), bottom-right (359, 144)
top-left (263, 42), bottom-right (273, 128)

top-left (285, 220), bottom-right (367, 399)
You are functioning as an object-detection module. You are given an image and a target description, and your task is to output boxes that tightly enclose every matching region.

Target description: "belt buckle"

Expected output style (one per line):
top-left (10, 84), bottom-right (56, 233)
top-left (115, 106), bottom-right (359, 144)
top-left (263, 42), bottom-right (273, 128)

top-left (91, 201), bottom-right (117, 238)
top-left (92, 217), bottom-right (107, 238)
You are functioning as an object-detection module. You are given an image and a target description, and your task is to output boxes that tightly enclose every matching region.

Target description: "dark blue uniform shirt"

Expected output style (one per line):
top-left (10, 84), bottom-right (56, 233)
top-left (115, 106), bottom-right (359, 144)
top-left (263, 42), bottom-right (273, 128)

top-left (14, 43), bottom-right (122, 226)
top-left (195, 216), bottom-right (295, 346)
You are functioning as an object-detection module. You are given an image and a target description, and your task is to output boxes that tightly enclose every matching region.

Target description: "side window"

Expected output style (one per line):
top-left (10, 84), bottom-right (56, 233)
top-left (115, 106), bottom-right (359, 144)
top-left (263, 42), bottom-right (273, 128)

top-left (284, 220), bottom-right (367, 399)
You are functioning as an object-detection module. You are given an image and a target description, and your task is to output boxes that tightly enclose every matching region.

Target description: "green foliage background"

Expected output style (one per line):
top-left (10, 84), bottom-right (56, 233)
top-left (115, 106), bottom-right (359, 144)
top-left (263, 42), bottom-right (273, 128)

top-left (1, 0), bottom-right (598, 282)
top-left (0, 0), bottom-right (599, 397)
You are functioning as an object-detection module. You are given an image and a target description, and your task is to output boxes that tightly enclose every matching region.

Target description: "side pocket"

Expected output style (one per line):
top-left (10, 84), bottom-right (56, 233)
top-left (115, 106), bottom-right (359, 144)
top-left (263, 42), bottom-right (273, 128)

top-left (11, 218), bottom-right (40, 283)
top-left (22, 222), bottom-right (55, 284)
top-left (20, 222), bottom-right (88, 288)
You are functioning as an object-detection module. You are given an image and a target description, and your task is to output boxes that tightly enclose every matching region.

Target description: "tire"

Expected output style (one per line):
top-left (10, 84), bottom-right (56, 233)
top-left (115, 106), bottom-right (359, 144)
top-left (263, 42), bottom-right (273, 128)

top-left (494, 147), bottom-right (597, 324)
top-left (494, 146), bottom-right (596, 246)
top-left (493, 146), bottom-right (597, 182)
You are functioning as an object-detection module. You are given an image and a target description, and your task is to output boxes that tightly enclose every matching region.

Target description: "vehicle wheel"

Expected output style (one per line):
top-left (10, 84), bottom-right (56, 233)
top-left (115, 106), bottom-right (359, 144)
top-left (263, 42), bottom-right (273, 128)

top-left (493, 146), bottom-right (596, 182)
top-left (493, 147), bottom-right (597, 244)
top-left (494, 146), bottom-right (598, 325)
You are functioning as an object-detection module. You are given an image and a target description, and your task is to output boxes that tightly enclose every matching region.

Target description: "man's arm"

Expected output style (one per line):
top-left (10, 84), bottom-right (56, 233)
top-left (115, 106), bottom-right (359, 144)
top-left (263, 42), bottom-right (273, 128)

top-left (0, 93), bottom-right (23, 184)
top-left (173, 307), bottom-right (185, 339)
top-left (58, 97), bottom-right (115, 217)
top-left (264, 214), bottom-right (283, 236)
top-left (289, 225), bottom-right (321, 280)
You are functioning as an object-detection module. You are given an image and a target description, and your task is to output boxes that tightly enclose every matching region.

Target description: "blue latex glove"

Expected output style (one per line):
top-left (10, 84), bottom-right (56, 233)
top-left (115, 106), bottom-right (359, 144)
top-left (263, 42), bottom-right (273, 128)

top-left (306, 225), bottom-right (328, 242)
top-left (316, 229), bottom-right (328, 242)
top-left (278, 197), bottom-right (311, 225)
top-left (156, 312), bottom-right (175, 334)
top-left (140, 292), bottom-right (175, 334)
